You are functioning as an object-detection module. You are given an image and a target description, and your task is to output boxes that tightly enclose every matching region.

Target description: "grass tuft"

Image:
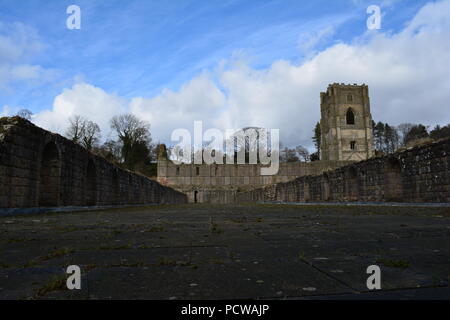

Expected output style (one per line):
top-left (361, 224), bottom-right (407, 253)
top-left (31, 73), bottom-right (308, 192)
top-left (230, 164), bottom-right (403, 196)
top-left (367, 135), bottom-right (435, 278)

top-left (376, 258), bottom-right (410, 268)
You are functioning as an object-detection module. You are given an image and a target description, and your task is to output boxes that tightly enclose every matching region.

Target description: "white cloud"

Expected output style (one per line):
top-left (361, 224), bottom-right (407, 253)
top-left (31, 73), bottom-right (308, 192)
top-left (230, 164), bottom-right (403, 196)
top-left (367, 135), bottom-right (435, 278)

top-left (0, 105), bottom-right (29, 118)
top-left (1, 105), bottom-right (12, 117)
top-left (0, 22), bottom-right (43, 62)
top-left (0, 22), bottom-right (56, 92)
top-left (30, 0), bottom-right (450, 150)
top-left (33, 83), bottom-right (127, 136)
top-left (130, 71), bottom-right (226, 143)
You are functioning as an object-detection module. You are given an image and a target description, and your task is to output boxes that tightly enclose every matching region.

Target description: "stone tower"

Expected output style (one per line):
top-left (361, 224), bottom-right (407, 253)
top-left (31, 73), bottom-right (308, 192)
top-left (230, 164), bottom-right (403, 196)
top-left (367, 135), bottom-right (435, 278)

top-left (320, 83), bottom-right (374, 161)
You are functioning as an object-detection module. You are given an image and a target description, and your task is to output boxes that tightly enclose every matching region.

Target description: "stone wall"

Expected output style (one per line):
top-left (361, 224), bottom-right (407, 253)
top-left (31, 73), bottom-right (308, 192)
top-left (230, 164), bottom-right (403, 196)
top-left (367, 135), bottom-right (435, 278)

top-left (157, 151), bottom-right (352, 203)
top-left (0, 117), bottom-right (187, 208)
top-left (237, 138), bottom-right (450, 203)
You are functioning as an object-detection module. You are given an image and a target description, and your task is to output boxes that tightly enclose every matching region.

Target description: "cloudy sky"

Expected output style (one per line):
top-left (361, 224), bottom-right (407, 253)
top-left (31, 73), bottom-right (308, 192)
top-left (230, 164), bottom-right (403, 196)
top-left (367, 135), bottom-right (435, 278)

top-left (1, 0), bottom-right (449, 150)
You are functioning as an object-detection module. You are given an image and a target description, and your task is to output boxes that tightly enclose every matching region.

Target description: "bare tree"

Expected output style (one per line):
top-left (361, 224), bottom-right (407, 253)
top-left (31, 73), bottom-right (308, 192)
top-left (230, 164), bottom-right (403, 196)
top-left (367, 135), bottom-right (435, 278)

top-left (66, 115), bottom-right (101, 150)
top-left (81, 121), bottom-right (101, 150)
top-left (384, 124), bottom-right (400, 153)
top-left (279, 143), bottom-right (300, 162)
top-left (296, 145), bottom-right (310, 162)
top-left (94, 140), bottom-right (121, 163)
top-left (16, 109), bottom-right (33, 120)
top-left (111, 114), bottom-right (150, 145)
top-left (110, 114), bottom-right (154, 168)
top-left (66, 115), bottom-right (87, 144)
top-left (397, 123), bottom-right (415, 146)
top-left (285, 148), bottom-right (299, 162)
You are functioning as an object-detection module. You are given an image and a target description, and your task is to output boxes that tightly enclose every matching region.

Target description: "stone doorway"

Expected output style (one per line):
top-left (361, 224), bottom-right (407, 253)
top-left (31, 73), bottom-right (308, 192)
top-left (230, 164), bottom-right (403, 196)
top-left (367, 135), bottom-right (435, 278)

top-left (194, 190), bottom-right (198, 203)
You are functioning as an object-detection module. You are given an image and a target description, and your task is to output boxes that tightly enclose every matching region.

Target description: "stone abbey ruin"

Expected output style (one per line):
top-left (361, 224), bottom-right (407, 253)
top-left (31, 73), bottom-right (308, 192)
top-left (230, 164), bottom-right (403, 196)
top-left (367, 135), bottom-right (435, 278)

top-left (157, 145), bottom-right (351, 203)
top-left (1, 83), bottom-right (449, 209)
top-left (236, 137), bottom-right (450, 203)
top-left (0, 117), bottom-right (186, 208)
top-left (158, 83), bottom-right (450, 204)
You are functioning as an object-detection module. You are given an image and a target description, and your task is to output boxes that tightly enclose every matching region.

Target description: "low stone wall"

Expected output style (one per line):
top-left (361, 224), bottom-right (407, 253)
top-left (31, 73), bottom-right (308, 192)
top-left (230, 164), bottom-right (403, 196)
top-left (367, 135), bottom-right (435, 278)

top-left (0, 117), bottom-right (187, 208)
top-left (237, 138), bottom-right (450, 203)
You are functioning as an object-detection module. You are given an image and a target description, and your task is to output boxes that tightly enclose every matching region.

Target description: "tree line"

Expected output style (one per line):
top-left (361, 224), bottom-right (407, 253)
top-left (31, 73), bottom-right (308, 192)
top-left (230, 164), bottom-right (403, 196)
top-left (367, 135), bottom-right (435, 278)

top-left (371, 121), bottom-right (450, 155)
top-left (65, 114), bottom-right (157, 177)
top-left (310, 120), bottom-right (450, 158)
top-left (12, 108), bottom-right (450, 168)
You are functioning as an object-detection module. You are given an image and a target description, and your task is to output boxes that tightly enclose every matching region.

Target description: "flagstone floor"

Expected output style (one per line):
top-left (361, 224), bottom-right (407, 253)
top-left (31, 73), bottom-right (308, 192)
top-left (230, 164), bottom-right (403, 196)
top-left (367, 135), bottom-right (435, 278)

top-left (1, 203), bottom-right (449, 299)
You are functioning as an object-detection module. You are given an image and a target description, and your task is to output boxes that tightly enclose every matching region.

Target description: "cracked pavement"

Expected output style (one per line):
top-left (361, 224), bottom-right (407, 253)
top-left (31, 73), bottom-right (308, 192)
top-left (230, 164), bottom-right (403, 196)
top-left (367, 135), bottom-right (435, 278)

top-left (0, 203), bottom-right (449, 299)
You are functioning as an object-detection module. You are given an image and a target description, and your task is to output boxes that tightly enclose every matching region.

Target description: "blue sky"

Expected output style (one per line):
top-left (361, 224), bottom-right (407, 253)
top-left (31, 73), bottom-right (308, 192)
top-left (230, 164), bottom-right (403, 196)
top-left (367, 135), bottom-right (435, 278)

top-left (1, 0), bottom-right (429, 111)
top-left (1, 0), bottom-right (449, 148)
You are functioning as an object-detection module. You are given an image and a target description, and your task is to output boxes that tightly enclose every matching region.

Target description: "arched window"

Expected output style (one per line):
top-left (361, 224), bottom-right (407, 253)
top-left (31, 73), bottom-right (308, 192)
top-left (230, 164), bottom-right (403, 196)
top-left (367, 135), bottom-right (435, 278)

top-left (347, 94), bottom-right (353, 103)
top-left (176, 167), bottom-right (180, 176)
top-left (350, 141), bottom-right (356, 150)
top-left (346, 108), bottom-right (355, 125)
top-left (196, 167), bottom-right (200, 176)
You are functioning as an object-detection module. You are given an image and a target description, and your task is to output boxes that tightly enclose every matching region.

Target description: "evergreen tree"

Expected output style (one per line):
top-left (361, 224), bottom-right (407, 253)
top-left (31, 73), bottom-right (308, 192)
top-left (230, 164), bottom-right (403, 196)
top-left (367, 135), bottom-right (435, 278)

top-left (404, 124), bottom-right (429, 146)
top-left (430, 124), bottom-right (450, 140)
top-left (312, 122), bottom-right (321, 154)
top-left (373, 122), bottom-right (385, 151)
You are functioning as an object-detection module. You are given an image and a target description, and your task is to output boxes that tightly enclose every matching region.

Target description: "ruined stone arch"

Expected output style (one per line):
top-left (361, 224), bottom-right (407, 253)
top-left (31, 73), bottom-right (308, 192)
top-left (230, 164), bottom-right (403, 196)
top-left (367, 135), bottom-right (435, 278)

top-left (303, 179), bottom-right (311, 202)
top-left (345, 166), bottom-right (358, 201)
top-left (38, 141), bottom-right (61, 207)
top-left (385, 157), bottom-right (403, 201)
top-left (86, 159), bottom-right (97, 206)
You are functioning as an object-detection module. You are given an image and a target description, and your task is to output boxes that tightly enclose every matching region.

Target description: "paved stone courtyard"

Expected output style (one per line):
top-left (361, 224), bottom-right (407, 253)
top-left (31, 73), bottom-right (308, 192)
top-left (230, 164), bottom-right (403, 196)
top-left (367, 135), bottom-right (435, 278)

top-left (0, 204), bottom-right (449, 300)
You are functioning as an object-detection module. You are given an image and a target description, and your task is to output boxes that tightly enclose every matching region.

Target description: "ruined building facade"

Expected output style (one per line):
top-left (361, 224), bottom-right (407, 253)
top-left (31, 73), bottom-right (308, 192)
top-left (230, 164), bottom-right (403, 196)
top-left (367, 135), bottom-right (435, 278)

top-left (320, 83), bottom-right (374, 161)
top-left (157, 147), bottom-right (350, 203)
top-left (157, 83), bottom-right (375, 203)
